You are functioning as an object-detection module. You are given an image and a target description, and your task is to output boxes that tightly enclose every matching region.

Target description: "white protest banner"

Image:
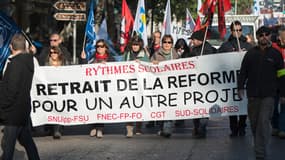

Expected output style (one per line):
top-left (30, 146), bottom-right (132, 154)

top-left (31, 52), bottom-right (247, 126)
top-left (171, 24), bottom-right (192, 43)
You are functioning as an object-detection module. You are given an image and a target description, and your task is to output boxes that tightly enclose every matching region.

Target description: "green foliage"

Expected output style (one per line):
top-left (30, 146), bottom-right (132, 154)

top-left (147, 0), bottom-right (194, 23)
top-left (146, 0), bottom-right (254, 23)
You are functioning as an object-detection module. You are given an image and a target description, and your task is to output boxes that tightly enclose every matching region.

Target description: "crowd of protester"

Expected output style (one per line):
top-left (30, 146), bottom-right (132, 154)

top-left (1, 21), bottom-right (285, 160)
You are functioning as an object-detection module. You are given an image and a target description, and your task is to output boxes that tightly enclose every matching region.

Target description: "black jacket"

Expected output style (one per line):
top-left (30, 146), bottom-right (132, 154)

top-left (0, 53), bottom-right (35, 126)
top-left (238, 46), bottom-right (285, 97)
top-left (219, 35), bottom-right (253, 53)
top-left (184, 41), bottom-right (216, 58)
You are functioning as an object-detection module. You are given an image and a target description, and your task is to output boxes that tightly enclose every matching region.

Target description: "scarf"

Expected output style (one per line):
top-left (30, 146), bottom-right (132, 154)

top-left (95, 52), bottom-right (108, 61)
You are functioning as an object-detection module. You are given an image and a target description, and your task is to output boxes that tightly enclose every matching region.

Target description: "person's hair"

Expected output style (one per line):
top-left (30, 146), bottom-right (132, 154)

top-left (174, 38), bottom-right (188, 49)
top-left (10, 33), bottom-right (26, 51)
top-left (152, 31), bottom-right (161, 38)
top-left (230, 20), bottom-right (242, 31)
top-left (175, 38), bottom-right (189, 50)
top-left (49, 46), bottom-right (64, 61)
top-left (95, 39), bottom-right (109, 53)
top-left (161, 34), bottom-right (173, 44)
top-left (49, 33), bottom-right (62, 42)
top-left (129, 35), bottom-right (144, 51)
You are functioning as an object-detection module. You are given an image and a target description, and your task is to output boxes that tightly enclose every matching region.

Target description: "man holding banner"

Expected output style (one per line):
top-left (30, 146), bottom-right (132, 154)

top-left (185, 30), bottom-right (216, 138)
top-left (238, 26), bottom-right (285, 160)
top-left (218, 20), bottom-right (253, 137)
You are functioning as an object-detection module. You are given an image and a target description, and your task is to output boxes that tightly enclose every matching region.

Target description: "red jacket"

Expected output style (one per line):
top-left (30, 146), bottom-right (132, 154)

top-left (272, 42), bottom-right (285, 65)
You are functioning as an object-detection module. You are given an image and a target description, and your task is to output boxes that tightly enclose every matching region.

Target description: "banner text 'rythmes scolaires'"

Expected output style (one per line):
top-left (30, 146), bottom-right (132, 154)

top-left (84, 60), bottom-right (195, 75)
top-left (30, 52), bottom-right (247, 126)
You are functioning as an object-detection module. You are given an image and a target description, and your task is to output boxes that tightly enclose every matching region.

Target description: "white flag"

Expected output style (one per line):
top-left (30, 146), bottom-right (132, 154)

top-left (197, 0), bottom-right (202, 14)
top-left (186, 8), bottom-right (195, 31)
top-left (133, 0), bottom-right (148, 47)
top-left (161, 0), bottom-right (172, 37)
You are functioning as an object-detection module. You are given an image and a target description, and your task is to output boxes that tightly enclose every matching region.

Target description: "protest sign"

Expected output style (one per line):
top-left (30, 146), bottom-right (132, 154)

top-left (31, 52), bottom-right (247, 126)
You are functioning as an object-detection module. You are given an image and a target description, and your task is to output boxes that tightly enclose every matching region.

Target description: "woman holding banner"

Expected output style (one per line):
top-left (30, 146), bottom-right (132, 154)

top-left (124, 35), bottom-right (150, 138)
top-left (151, 34), bottom-right (179, 138)
top-left (173, 38), bottom-right (190, 128)
top-left (175, 38), bottom-right (189, 58)
top-left (46, 46), bottom-right (69, 139)
top-left (80, 39), bottom-right (114, 138)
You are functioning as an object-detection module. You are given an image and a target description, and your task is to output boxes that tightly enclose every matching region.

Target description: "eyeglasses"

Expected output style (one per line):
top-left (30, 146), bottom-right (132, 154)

top-left (96, 45), bottom-right (105, 48)
top-left (258, 33), bottom-right (270, 37)
top-left (50, 51), bottom-right (58, 54)
top-left (50, 39), bottom-right (58, 42)
top-left (163, 41), bottom-right (173, 44)
top-left (232, 29), bottom-right (242, 32)
top-left (132, 43), bottom-right (139, 46)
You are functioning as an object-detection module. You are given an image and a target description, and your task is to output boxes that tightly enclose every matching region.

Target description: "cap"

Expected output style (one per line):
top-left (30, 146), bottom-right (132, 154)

top-left (256, 26), bottom-right (271, 36)
top-left (189, 30), bottom-right (205, 41)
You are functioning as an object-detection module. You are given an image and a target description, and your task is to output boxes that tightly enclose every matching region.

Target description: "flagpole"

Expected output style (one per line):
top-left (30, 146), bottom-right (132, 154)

top-left (21, 30), bottom-right (33, 46)
top-left (82, 32), bottom-right (86, 51)
top-left (200, 26), bottom-right (208, 56)
top-left (235, 31), bottom-right (241, 52)
top-left (235, 0), bottom-right (237, 15)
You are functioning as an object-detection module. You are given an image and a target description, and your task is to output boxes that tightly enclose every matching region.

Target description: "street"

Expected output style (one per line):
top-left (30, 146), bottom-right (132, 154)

top-left (1, 117), bottom-right (285, 160)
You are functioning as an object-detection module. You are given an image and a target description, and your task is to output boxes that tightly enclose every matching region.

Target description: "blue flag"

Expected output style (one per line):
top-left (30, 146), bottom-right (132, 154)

top-left (84, 0), bottom-right (96, 61)
top-left (97, 18), bottom-right (120, 60)
top-left (0, 11), bottom-right (20, 73)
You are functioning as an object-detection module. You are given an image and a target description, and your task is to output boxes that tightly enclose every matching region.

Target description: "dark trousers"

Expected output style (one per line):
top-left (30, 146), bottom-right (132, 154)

top-left (91, 124), bottom-right (104, 130)
top-left (271, 96), bottom-right (285, 132)
top-left (53, 125), bottom-right (62, 133)
top-left (1, 124), bottom-right (40, 160)
top-left (229, 115), bottom-right (247, 133)
top-left (193, 118), bottom-right (208, 132)
top-left (248, 97), bottom-right (274, 160)
top-left (126, 122), bottom-right (142, 132)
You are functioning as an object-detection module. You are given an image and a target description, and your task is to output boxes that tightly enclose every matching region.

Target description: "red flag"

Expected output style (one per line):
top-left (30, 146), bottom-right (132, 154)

top-left (199, 0), bottom-right (216, 16)
top-left (199, 0), bottom-right (216, 28)
top-left (193, 15), bottom-right (201, 32)
top-left (218, 0), bottom-right (231, 39)
top-left (120, 0), bottom-right (134, 53)
top-left (223, 0), bottom-right (232, 12)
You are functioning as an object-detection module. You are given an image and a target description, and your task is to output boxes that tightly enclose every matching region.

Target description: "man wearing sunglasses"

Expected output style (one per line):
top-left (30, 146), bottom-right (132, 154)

top-left (238, 26), bottom-right (285, 160)
top-left (219, 21), bottom-right (253, 138)
top-left (219, 20), bottom-right (253, 53)
top-left (33, 33), bottom-right (72, 139)
top-left (36, 33), bottom-right (72, 66)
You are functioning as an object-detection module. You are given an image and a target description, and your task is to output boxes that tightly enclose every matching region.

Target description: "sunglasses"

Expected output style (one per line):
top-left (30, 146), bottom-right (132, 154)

top-left (232, 29), bottom-right (242, 32)
top-left (96, 45), bottom-right (105, 48)
top-left (258, 33), bottom-right (270, 37)
top-left (50, 51), bottom-right (58, 54)
top-left (50, 39), bottom-right (58, 42)
top-left (163, 41), bottom-right (173, 44)
top-left (132, 43), bottom-right (140, 46)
